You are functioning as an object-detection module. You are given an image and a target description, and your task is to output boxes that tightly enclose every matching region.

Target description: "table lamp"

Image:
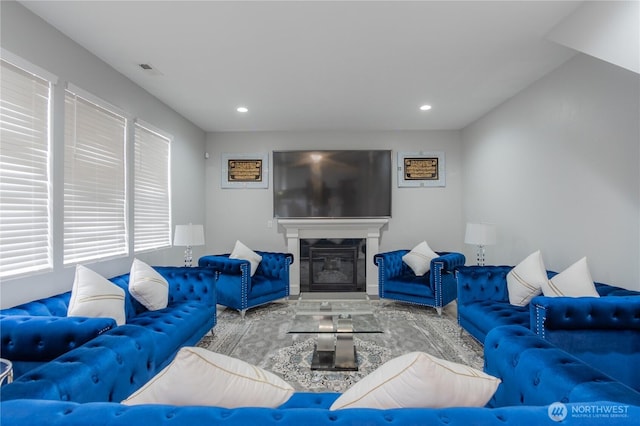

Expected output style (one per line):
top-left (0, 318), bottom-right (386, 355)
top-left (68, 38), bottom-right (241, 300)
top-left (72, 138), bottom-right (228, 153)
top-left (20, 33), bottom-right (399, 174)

top-left (174, 223), bottom-right (205, 267)
top-left (464, 223), bottom-right (496, 266)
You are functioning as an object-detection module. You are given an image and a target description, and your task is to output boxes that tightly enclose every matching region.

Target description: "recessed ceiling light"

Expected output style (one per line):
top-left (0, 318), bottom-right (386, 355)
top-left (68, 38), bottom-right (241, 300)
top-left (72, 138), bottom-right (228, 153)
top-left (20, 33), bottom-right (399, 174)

top-left (236, 106), bottom-right (249, 113)
top-left (419, 104), bottom-right (432, 111)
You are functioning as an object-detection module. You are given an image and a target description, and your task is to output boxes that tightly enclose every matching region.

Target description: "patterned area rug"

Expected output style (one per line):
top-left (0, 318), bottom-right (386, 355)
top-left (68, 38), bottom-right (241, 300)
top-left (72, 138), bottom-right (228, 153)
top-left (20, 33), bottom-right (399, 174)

top-left (197, 299), bottom-right (483, 393)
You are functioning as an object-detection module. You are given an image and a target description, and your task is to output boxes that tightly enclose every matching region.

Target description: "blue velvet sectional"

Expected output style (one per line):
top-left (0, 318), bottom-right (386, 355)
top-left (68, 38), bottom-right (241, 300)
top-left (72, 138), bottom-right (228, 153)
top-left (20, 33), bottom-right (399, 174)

top-left (456, 265), bottom-right (640, 392)
top-left (2, 325), bottom-right (639, 425)
top-left (0, 266), bottom-right (217, 399)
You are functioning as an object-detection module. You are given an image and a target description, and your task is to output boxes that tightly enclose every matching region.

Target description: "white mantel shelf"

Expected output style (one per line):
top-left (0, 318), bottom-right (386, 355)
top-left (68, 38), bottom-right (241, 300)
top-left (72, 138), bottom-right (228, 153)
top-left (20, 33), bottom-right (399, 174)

top-left (278, 218), bottom-right (389, 296)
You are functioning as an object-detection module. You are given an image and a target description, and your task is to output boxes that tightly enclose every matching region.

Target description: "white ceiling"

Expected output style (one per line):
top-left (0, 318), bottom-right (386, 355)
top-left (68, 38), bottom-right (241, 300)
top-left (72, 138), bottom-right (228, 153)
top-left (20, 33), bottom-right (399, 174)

top-left (20, 1), bottom-right (583, 132)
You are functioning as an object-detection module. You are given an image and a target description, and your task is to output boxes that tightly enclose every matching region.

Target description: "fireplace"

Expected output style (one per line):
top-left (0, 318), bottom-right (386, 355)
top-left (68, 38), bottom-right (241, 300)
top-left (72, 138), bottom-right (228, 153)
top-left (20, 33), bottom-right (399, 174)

top-left (300, 239), bottom-right (364, 292)
top-left (278, 219), bottom-right (388, 296)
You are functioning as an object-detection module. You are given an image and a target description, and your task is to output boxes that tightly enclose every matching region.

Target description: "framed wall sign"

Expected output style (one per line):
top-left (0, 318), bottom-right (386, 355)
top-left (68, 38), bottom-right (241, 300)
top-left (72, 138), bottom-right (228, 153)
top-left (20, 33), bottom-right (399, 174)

top-left (221, 153), bottom-right (269, 189)
top-left (397, 151), bottom-right (445, 187)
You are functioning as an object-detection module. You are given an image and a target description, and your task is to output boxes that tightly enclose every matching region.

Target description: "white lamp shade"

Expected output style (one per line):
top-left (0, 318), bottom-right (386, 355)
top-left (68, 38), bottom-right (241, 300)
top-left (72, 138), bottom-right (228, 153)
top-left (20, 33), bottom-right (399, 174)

top-left (174, 224), bottom-right (205, 247)
top-left (464, 223), bottom-right (497, 246)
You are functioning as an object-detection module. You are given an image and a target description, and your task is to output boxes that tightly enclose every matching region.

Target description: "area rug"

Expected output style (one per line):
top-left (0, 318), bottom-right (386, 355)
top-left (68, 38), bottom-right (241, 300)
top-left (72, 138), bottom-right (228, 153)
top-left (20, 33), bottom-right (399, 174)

top-left (197, 299), bottom-right (483, 393)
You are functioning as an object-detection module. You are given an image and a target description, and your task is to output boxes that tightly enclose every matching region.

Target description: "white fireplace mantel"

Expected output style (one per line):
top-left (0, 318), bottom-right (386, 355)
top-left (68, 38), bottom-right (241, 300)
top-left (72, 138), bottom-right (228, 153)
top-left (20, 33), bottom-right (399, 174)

top-left (278, 218), bottom-right (388, 296)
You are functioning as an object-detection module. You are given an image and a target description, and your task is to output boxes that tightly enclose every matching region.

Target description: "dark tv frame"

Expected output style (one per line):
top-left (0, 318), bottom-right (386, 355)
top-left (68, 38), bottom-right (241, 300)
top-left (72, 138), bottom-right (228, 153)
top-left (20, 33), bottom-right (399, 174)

top-left (272, 150), bottom-right (392, 219)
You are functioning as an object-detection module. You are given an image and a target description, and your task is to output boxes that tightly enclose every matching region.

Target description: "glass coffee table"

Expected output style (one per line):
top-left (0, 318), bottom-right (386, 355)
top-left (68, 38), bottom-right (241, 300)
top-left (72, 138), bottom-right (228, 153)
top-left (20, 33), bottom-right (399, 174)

top-left (0, 358), bottom-right (13, 385)
top-left (288, 301), bottom-right (382, 371)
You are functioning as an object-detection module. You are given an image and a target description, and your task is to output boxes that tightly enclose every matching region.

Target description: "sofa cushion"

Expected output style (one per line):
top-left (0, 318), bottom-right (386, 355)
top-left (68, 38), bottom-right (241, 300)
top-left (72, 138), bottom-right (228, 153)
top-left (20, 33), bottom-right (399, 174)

top-left (459, 301), bottom-right (530, 343)
top-left (127, 300), bottom-right (215, 366)
top-left (330, 352), bottom-right (500, 410)
top-left (506, 251), bottom-right (547, 307)
top-left (68, 265), bottom-right (126, 326)
top-left (402, 241), bottom-right (438, 276)
top-left (382, 276), bottom-right (433, 297)
top-left (541, 257), bottom-right (599, 298)
top-left (129, 259), bottom-right (169, 311)
top-left (123, 347), bottom-right (294, 408)
top-left (230, 240), bottom-right (262, 276)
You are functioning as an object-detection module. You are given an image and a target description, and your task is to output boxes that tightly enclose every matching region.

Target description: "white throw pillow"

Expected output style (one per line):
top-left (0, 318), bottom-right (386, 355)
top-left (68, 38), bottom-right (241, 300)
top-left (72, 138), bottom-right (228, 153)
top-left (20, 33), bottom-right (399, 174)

top-left (506, 250), bottom-right (548, 307)
top-left (123, 347), bottom-right (294, 408)
top-left (330, 351), bottom-right (500, 410)
top-left (542, 257), bottom-right (600, 298)
top-left (402, 241), bottom-right (439, 276)
top-left (67, 265), bottom-right (126, 326)
top-left (129, 258), bottom-right (169, 311)
top-left (229, 240), bottom-right (262, 276)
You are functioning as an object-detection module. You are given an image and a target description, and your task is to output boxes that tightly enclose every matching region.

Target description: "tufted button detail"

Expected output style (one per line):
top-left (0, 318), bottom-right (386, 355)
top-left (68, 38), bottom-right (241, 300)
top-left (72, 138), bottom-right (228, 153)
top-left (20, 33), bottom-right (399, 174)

top-left (438, 414), bottom-right (451, 424)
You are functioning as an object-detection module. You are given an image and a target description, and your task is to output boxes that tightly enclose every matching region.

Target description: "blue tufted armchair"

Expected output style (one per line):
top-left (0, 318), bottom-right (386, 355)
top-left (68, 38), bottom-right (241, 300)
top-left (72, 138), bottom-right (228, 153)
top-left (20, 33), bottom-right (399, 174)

top-left (198, 251), bottom-right (293, 318)
top-left (374, 250), bottom-right (466, 315)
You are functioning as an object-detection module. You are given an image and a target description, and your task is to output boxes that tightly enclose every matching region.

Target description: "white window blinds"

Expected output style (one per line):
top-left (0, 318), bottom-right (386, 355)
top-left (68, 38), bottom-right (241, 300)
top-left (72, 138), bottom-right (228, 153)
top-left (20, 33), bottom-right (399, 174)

top-left (63, 87), bottom-right (127, 264)
top-left (0, 59), bottom-right (52, 278)
top-left (133, 122), bottom-right (171, 252)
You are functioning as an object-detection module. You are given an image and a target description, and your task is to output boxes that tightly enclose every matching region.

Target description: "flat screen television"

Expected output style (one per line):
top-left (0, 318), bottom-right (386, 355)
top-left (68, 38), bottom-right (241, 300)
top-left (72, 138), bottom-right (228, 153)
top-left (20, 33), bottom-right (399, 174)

top-left (273, 150), bottom-right (392, 218)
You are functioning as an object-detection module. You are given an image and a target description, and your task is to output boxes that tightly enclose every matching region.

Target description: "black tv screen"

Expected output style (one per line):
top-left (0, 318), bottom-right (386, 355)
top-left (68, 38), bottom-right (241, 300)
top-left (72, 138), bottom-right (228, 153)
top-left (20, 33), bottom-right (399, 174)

top-left (273, 150), bottom-right (392, 218)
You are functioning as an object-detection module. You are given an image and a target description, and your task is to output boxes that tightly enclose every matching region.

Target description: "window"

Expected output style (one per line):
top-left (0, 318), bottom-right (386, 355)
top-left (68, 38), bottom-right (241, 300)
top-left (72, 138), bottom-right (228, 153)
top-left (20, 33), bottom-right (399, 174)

top-left (134, 121), bottom-right (171, 252)
top-left (63, 85), bottom-right (127, 264)
top-left (0, 57), bottom-right (53, 279)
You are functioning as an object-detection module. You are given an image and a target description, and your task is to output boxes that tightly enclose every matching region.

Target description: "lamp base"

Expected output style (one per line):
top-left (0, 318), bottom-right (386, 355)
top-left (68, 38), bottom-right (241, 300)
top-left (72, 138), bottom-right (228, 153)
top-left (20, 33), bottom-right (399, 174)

top-left (475, 245), bottom-right (486, 267)
top-left (184, 246), bottom-right (193, 267)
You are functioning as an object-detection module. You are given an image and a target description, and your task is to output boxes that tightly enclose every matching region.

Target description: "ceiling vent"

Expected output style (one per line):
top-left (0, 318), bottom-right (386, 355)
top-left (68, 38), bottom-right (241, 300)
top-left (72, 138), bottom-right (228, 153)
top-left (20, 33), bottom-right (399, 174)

top-left (138, 63), bottom-right (163, 76)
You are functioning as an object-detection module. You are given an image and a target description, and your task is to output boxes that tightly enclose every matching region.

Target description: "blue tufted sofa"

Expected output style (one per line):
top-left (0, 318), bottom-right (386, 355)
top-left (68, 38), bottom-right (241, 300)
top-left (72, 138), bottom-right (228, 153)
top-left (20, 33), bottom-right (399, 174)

top-left (484, 325), bottom-right (640, 408)
top-left (0, 267), bottom-right (217, 386)
top-left (375, 251), bottom-right (465, 315)
top-left (2, 324), bottom-right (639, 425)
top-left (2, 397), bottom-right (638, 425)
top-left (199, 251), bottom-right (293, 318)
top-left (456, 265), bottom-right (640, 391)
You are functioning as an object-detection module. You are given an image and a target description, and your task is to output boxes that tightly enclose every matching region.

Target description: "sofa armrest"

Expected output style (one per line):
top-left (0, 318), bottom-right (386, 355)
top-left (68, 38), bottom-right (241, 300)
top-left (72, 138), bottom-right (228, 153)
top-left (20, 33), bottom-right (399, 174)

top-left (430, 252), bottom-right (465, 275)
top-left (530, 295), bottom-right (640, 334)
top-left (0, 315), bottom-right (116, 362)
top-left (255, 251), bottom-right (293, 280)
top-left (455, 265), bottom-right (513, 305)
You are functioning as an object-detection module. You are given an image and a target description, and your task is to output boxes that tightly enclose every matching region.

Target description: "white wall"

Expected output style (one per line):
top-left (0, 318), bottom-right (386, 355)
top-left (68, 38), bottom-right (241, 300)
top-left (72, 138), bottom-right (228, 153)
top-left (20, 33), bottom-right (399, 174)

top-left (547, 0), bottom-right (640, 74)
top-left (462, 53), bottom-right (640, 290)
top-left (0, 2), bottom-right (207, 308)
top-left (205, 130), bottom-right (463, 256)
